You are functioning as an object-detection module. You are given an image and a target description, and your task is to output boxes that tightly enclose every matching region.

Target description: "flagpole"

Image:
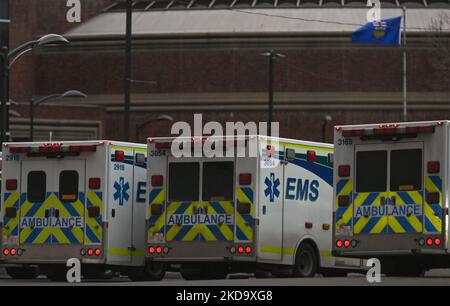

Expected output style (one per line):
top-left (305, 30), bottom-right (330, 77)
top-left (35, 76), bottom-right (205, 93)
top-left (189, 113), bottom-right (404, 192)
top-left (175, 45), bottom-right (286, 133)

top-left (402, 6), bottom-right (407, 122)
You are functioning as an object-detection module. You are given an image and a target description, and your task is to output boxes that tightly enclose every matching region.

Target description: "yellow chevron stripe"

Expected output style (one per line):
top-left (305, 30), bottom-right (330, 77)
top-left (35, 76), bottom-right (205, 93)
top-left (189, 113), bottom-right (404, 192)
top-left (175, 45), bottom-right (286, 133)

top-left (335, 179), bottom-right (353, 229)
top-left (425, 203), bottom-right (442, 232)
top-left (86, 192), bottom-right (103, 244)
top-left (165, 202), bottom-right (186, 241)
top-left (33, 228), bottom-right (52, 244)
top-left (354, 193), bottom-right (388, 234)
top-left (236, 187), bottom-right (253, 242)
top-left (3, 192), bottom-right (20, 238)
top-left (205, 202), bottom-right (233, 240)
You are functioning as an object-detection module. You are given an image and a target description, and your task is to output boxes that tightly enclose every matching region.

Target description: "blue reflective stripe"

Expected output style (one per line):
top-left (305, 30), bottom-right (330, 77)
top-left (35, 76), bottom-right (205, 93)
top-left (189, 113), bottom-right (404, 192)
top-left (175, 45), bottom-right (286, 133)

top-left (61, 228), bottom-right (78, 243)
top-left (336, 180), bottom-right (348, 195)
top-left (173, 225), bottom-right (193, 241)
top-left (207, 225), bottom-right (226, 241)
top-left (86, 226), bottom-right (100, 243)
top-left (360, 216), bottom-right (381, 234)
top-left (429, 176), bottom-right (442, 191)
top-left (241, 187), bottom-right (254, 203)
top-left (394, 216), bottom-right (416, 233)
top-left (25, 228), bottom-right (43, 244)
top-left (235, 225), bottom-right (248, 241)
top-left (148, 189), bottom-right (162, 204)
top-left (361, 193), bottom-right (379, 206)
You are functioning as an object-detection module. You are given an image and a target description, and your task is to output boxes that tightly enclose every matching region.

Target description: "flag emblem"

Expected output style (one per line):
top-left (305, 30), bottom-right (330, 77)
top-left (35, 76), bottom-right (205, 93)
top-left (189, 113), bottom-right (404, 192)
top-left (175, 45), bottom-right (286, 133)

top-left (373, 21), bottom-right (387, 39)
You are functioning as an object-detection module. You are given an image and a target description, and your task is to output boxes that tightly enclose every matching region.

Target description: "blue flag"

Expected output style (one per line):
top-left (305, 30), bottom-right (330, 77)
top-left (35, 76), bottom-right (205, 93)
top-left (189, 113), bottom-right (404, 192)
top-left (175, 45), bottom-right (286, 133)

top-left (352, 16), bottom-right (402, 45)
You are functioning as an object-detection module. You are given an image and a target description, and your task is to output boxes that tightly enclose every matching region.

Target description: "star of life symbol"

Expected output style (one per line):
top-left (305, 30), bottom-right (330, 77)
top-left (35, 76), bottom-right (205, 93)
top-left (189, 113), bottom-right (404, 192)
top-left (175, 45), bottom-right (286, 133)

top-left (264, 173), bottom-right (280, 202)
top-left (114, 177), bottom-right (130, 206)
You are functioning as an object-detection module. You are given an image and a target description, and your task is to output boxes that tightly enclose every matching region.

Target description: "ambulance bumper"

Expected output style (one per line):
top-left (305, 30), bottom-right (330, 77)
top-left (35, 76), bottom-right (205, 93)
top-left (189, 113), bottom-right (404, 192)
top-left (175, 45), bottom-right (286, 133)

top-left (333, 234), bottom-right (446, 258)
top-left (1, 245), bottom-right (106, 264)
top-left (146, 241), bottom-right (256, 262)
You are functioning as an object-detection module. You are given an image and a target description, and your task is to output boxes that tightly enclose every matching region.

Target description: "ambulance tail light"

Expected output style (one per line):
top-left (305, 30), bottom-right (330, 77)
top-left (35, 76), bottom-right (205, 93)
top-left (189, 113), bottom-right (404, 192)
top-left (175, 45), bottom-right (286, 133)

top-left (155, 142), bottom-right (172, 150)
top-left (151, 175), bottom-right (164, 187)
top-left (342, 129), bottom-right (364, 137)
top-left (10, 248), bottom-right (16, 256)
top-left (434, 238), bottom-right (441, 246)
top-left (9, 146), bottom-right (30, 154)
top-left (427, 161), bottom-right (440, 174)
top-left (3, 248), bottom-right (9, 256)
top-left (70, 145), bottom-right (97, 153)
top-left (149, 246), bottom-right (155, 254)
top-left (426, 238), bottom-right (433, 246)
top-left (239, 173), bottom-right (252, 185)
top-left (6, 179), bottom-right (17, 191)
top-left (115, 150), bottom-right (125, 162)
top-left (426, 192), bottom-right (440, 204)
top-left (39, 144), bottom-right (62, 153)
top-left (344, 240), bottom-right (350, 248)
top-left (307, 151), bottom-right (316, 163)
top-left (336, 240), bottom-right (343, 248)
top-left (338, 195), bottom-right (350, 207)
top-left (94, 248), bottom-right (102, 256)
top-left (87, 248), bottom-right (94, 256)
top-left (156, 247), bottom-right (162, 254)
top-left (245, 246), bottom-right (252, 254)
top-left (237, 246), bottom-right (244, 254)
top-left (89, 178), bottom-right (101, 189)
top-left (338, 165), bottom-right (350, 177)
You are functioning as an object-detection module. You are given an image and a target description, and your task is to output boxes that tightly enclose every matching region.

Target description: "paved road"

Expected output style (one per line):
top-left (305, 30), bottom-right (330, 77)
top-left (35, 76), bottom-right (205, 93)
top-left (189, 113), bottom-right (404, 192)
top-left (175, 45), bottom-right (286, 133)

top-left (0, 271), bottom-right (449, 286)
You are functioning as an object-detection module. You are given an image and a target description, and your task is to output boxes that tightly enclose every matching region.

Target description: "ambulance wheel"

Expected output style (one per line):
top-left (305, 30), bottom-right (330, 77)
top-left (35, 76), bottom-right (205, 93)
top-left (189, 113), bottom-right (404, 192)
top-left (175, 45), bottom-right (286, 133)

top-left (5, 267), bottom-right (38, 279)
top-left (143, 262), bottom-right (166, 281)
top-left (45, 266), bottom-right (68, 281)
top-left (293, 243), bottom-right (318, 278)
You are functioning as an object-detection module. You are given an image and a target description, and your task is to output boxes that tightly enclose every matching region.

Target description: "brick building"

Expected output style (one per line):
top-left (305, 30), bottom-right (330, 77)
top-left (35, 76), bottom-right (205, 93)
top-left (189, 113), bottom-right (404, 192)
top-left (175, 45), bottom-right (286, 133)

top-left (7, 0), bottom-right (450, 143)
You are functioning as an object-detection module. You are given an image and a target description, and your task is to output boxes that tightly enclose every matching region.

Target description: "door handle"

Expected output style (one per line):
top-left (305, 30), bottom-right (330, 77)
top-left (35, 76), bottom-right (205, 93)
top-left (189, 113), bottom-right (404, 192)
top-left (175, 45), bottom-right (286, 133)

top-left (262, 205), bottom-right (267, 215)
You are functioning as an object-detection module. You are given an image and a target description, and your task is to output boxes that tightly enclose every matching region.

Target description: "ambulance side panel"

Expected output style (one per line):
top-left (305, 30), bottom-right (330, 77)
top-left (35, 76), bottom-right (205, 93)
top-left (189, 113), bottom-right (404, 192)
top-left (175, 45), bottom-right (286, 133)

top-left (256, 140), bottom-right (284, 263)
top-left (131, 148), bottom-right (148, 266)
top-left (147, 143), bottom-right (168, 245)
top-left (106, 145), bottom-right (135, 265)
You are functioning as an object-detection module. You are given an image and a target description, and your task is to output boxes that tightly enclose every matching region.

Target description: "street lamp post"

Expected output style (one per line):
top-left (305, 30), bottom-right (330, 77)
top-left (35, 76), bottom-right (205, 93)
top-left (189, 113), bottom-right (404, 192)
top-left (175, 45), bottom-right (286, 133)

top-left (29, 90), bottom-right (87, 141)
top-left (124, 0), bottom-right (133, 142)
top-left (135, 115), bottom-right (174, 142)
top-left (0, 34), bottom-right (70, 145)
top-left (260, 50), bottom-right (286, 137)
top-left (322, 115), bottom-right (333, 143)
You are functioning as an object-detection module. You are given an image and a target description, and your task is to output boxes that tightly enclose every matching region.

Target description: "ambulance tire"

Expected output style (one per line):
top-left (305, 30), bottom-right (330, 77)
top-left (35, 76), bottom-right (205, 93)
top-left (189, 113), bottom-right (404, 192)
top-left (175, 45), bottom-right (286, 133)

top-left (293, 243), bottom-right (318, 278)
top-left (143, 262), bottom-right (166, 281)
top-left (45, 266), bottom-right (68, 281)
top-left (5, 267), bottom-right (38, 279)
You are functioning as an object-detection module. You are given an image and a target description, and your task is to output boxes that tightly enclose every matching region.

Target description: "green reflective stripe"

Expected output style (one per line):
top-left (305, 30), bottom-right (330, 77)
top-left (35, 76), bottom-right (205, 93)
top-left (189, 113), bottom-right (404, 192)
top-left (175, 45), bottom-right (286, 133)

top-left (108, 248), bottom-right (145, 257)
top-left (260, 245), bottom-right (295, 255)
top-left (261, 140), bottom-right (333, 152)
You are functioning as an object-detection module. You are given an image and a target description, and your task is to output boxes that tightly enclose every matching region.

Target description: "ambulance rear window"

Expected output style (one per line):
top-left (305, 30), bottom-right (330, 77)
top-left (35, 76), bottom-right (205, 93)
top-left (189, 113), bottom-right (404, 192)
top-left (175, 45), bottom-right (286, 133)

top-left (390, 149), bottom-right (422, 191)
top-left (59, 171), bottom-right (79, 202)
top-left (356, 150), bottom-right (387, 193)
top-left (202, 162), bottom-right (234, 201)
top-left (168, 163), bottom-right (200, 201)
top-left (27, 171), bottom-right (46, 203)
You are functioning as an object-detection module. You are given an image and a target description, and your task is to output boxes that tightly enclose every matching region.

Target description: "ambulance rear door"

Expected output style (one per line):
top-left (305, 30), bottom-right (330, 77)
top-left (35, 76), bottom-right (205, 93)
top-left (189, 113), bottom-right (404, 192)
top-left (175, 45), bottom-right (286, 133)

top-left (19, 159), bottom-right (85, 245)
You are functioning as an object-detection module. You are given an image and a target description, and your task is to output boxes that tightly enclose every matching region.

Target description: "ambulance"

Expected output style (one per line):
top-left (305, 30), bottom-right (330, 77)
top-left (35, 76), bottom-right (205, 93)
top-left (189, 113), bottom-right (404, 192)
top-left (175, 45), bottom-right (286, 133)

top-left (333, 120), bottom-right (450, 276)
top-left (146, 135), bottom-right (364, 279)
top-left (0, 140), bottom-right (165, 281)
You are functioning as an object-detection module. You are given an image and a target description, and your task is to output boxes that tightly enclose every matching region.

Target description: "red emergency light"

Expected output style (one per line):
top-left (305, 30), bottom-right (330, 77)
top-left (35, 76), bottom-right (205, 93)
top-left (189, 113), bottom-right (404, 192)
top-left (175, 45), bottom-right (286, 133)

top-left (239, 173), bottom-right (252, 186)
top-left (6, 179), bottom-right (17, 191)
top-left (151, 175), bottom-right (164, 187)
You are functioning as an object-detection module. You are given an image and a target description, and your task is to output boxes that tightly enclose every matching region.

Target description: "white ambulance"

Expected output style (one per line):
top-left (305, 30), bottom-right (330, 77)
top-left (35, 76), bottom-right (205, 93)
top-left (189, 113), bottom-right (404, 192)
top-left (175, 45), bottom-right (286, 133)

top-left (146, 135), bottom-right (364, 279)
top-left (0, 140), bottom-right (165, 281)
top-left (333, 120), bottom-right (450, 276)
